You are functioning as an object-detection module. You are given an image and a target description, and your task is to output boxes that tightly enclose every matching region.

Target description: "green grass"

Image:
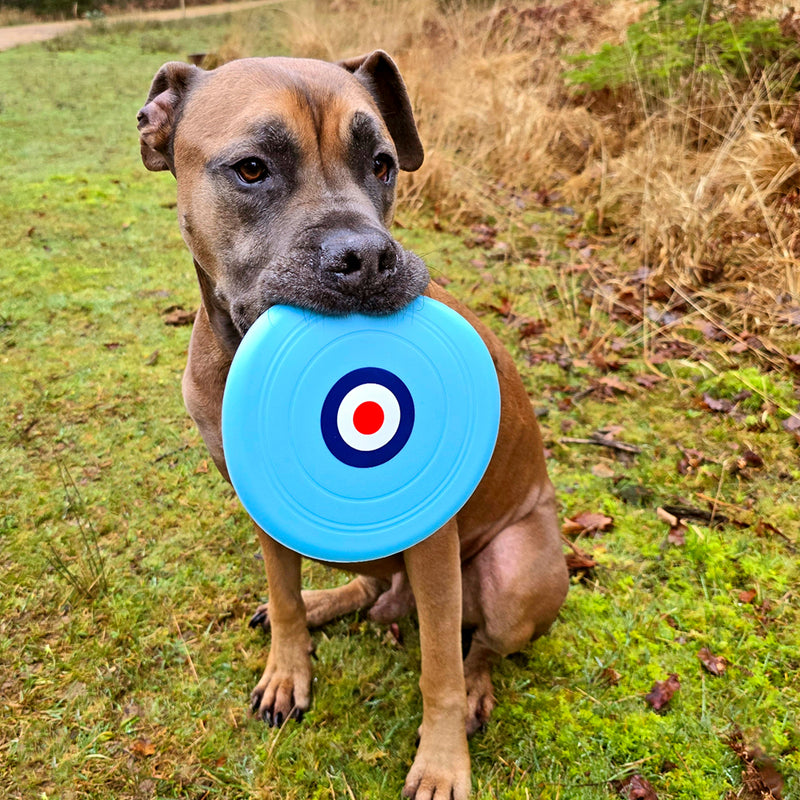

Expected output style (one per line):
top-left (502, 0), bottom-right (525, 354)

top-left (1, 10), bottom-right (799, 800)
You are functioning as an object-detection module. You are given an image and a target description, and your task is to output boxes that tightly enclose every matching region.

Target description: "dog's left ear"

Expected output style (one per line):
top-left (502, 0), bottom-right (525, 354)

top-left (338, 50), bottom-right (424, 172)
top-left (138, 61), bottom-right (201, 173)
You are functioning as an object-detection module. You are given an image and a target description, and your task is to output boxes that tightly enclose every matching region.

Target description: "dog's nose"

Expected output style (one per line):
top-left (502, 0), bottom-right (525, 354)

top-left (319, 229), bottom-right (398, 287)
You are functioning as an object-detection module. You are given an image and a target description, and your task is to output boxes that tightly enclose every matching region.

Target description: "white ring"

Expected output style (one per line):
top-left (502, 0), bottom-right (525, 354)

top-left (336, 383), bottom-right (401, 451)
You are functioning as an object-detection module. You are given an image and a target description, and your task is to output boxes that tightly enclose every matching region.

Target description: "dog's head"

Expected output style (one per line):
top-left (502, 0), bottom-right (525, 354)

top-left (138, 52), bottom-right (430, 351)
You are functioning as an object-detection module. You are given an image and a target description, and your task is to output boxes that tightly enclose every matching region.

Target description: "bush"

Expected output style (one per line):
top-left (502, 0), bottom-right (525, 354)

top-left (565, 0), bottom-right (800, 119)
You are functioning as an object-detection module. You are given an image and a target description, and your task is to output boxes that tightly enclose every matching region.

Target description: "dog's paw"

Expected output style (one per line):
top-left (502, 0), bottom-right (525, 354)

top-left (248, 602), bottom-right (270, 631)
top-left (402, 738), bottom-right (471, 800)
top-left (249, 656), bottom-right (312, 726)
top-left (464, 668), bottom-right (496, 737)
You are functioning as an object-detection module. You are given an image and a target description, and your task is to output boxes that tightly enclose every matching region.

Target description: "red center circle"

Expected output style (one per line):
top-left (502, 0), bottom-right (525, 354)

top-left (352, 401), bottom-right (385, 435)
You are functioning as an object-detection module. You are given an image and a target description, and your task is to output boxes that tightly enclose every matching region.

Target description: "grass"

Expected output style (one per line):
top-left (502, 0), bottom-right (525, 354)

top-left (1, 4), bottom-right (799, 800)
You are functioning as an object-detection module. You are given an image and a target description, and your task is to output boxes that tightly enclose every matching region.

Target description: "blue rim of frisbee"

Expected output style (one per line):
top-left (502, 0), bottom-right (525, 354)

top-left (221, 296), bottom-right (500, 563)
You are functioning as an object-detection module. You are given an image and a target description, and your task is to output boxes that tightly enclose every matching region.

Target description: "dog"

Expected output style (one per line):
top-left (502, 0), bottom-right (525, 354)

top-left (138, 51), bottom-right (569, 799)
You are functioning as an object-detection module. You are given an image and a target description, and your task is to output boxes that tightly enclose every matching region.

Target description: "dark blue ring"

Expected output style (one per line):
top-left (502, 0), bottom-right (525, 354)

top-left (320, 367), bottom-right (415, 468)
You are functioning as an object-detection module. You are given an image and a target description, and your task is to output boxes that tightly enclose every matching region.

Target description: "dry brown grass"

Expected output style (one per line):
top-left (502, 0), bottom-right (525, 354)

top-left (220, 0), bottom-right (800, 328)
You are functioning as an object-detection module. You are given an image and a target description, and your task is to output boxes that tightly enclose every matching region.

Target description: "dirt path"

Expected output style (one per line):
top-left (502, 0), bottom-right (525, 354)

top-left (0, 0), bottom-right (279, 51)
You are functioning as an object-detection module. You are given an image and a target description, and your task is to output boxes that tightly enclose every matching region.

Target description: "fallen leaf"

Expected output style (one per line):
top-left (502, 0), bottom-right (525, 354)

top-left (194, 459), bottom-right (209, 475)
top-left (702, 393), bottom-right (733, 413)
top-left (667, 524), bottom-right (687, 546)
top-left (634, 373), bottom-right (665, 389)
top-left (601, 667), bottom-right (621, 686)
top-left (519, 318), bottom-right (548, 339)
top-left (162, 307), bottom-right (197, 326)
top-left (727, 730), bottom-right (785, 799)
top-left (650, 339), bottom-right (700, 363)
top-left (614, 774), bottom-right (658, 799)
top-left (565, 549), bottom-right (597, 573)
top-left (594, 375), bottom-right (631, 397)
top-left (645, 673), bottom-right (680, 711)
top-left (783, 414), bottom-right (800, 432)
top-left (590, 350), bottom-right (622, 372)
top-left (732, 449), bottom-right (764, 473)
top-left (698, 647), bottom-right (728, 676)
top-left (131, 737), bottom-right (156, 758)
top-left (591, 463), bottom-right (615, 478)
top-left (482, 296), bottom-right (512, 317)
top-left (562, 512), bottom-right (613, 536)
top-left (678, 448), bottom-right (708, 475)
top-left (145, 350), bottom-right (160, 366)
top-left (738, 589), bottom-right (757, 604)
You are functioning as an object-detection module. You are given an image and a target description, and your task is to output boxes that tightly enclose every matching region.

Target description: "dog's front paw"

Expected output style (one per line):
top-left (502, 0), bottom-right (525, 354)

top-left (250, 654), bottom-right (312, 726)
top-left (402, 739), bottom-right (471, 800)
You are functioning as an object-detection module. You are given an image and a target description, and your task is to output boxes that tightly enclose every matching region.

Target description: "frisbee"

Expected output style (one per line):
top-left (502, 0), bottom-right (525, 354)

top-left (221, 296), bottom-right (500, 562)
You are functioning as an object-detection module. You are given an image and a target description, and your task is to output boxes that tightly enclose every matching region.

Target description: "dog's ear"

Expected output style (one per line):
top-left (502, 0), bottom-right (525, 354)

top-left (338, 50), bottom-right (424, 172)
top-left (138, 62), bottom-right (201, 173)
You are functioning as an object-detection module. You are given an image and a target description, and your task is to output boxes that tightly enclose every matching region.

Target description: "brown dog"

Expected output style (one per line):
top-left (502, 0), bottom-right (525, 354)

top-left (138, 51), bottom-right (568, 799)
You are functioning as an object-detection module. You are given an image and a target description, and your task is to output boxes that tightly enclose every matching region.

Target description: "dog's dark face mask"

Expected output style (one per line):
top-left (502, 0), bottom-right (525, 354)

top-left (138, 53), bottom-right (429, 353)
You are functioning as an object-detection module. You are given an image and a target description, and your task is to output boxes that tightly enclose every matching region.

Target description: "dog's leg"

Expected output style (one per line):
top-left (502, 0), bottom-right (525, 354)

top-left (461, 481), bottom-right (568, 735)
top-left (250, 575), bottom-right (388, 631)
top-left (250, 525), bottom-right (313, 725)
top-left (402, 519), bottom-right (471, 800)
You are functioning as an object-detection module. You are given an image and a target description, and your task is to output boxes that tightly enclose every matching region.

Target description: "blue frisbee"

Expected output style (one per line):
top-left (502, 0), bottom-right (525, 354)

top-left (221, 296), bottom-right (500, 562)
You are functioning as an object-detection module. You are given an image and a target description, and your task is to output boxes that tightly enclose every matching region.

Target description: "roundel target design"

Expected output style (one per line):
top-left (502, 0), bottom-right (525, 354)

top-left (321, 367), bottom-right (414, 468)
top-left (221, 297), bottom-right (501, 563)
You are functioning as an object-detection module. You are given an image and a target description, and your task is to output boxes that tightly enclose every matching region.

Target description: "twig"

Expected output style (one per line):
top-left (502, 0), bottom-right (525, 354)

top-left (154, 444), bottom-right (190, 463)
top-left (172, 614), bottom-right (199, 683)
top-left (559, 435), bottom-right (642, 454)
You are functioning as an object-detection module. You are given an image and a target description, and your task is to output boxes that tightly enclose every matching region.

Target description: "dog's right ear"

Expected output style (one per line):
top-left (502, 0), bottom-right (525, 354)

top-left (138, 62), bottom-right (200, 173)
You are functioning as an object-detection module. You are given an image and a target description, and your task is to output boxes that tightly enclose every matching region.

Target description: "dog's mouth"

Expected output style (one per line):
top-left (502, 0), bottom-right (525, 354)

top-left (228, 235), bottom-right (431, 336)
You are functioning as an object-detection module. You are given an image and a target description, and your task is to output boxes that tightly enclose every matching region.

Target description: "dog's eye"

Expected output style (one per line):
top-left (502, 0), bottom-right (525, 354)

top-left (233, 158), bottom-right (269, 184)
top-left (373, 154), bottom-right (394, 184)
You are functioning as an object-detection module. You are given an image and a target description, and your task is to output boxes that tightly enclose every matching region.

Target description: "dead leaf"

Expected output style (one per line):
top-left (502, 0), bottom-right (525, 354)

top-left (194, 459), bottom-right (209, 475)
top-left (145, 350), bottom-right (160, 366)
top-left (466, 223), bottom-right (497, 248)
top-left (594, 375), bottom-right (631, 397)
top-left (783, 414), bottom-right (800, 432)
top-left (739, 449), bottom-right (764, 469)
top-left (518, 318), bottom-right (548, 339)
top-left (738, 589), bottom-right (757, 604)
top-left (698, 647), bottom-right (728, 676)
top-left (667, 524), bottom-right (687, 546)
top-left (634, 373), bottom-right (665, 389)
top-left (645, 673), bottom-right (680, 711)
top-left (702, 393), bottom-right (733, 413)
top-left (601, 667), bottom-right (621, 686)
top-left (650, 339), bottom-right (700, 364)
top-left (615, 774), bottom-right (658, 799)
top-left (491, 296), bottom-right (512, 316)
top-left (727, 730), bottom-right (784, 799)
top-left (131, 737), bottom-right (156, 758)
top-left (162, 307), bottom-right (197, 326)
top-left (678, 448), bottom-right (708, 475)
top-left (591, 463), bottom-right (615, 478)
top-left (590, 350), bottom-right (622, 372)
top-left (565, 549), bottom-right (597, 573)
top-left (562, 512), bottom-right (613, 536)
